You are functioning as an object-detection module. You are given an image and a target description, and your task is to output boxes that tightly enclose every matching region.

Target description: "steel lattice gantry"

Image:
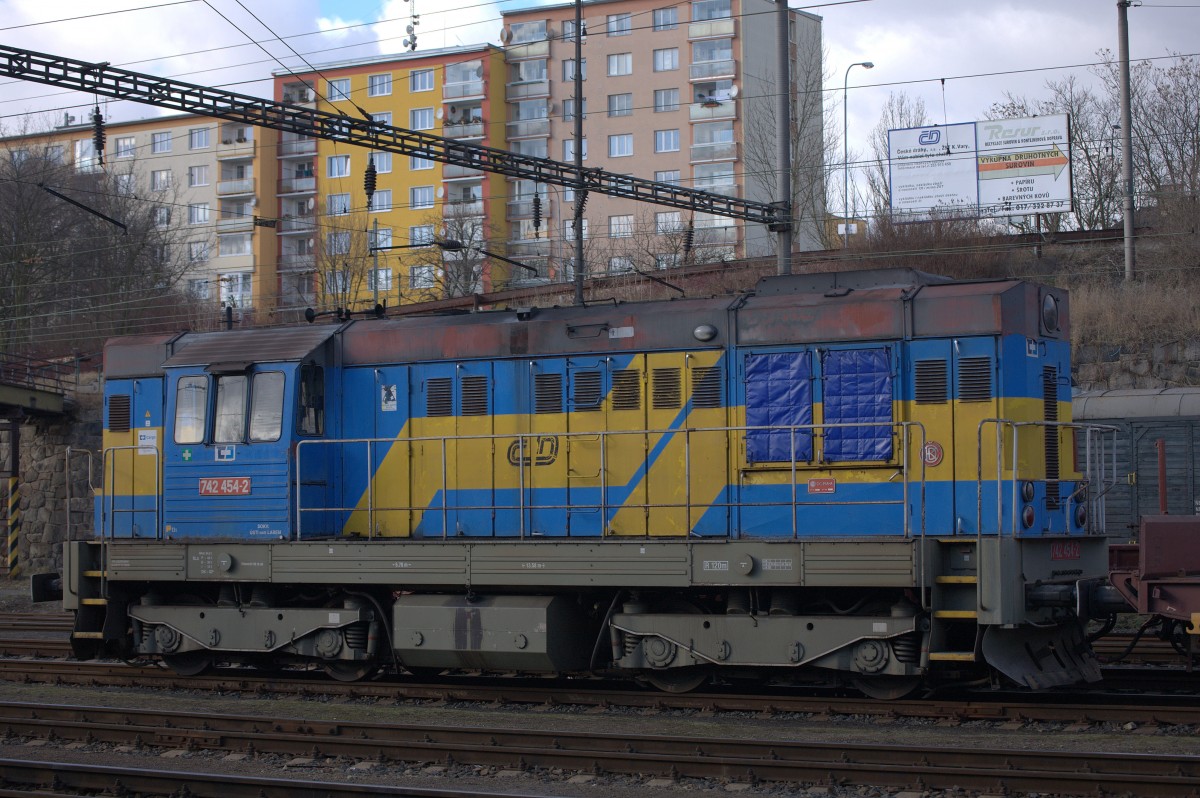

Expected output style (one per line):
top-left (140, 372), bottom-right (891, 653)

top-left (0, 44), bottom-right (788, 227)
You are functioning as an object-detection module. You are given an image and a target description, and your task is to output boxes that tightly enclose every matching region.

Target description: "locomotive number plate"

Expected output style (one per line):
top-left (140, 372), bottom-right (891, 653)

top-left (199, 477), bottom-right (252, 496)
top-left (1050, 540), bottom-right (1082, 560)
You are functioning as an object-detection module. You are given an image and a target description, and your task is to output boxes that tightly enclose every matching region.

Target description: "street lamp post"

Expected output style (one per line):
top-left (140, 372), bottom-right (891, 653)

top-left (843, 61), bottom-right (874, 250)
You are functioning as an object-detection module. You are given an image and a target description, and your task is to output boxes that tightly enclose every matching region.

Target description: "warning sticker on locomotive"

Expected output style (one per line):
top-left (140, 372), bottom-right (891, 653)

top-left (381, 385), bottom-right (398, 412)
top-left (199, 477), bottom-right (252, 496)
top-left (807, 478), bottom-right (836, 494)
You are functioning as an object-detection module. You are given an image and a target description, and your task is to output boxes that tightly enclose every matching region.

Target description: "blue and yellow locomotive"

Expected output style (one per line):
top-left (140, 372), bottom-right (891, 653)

top-left (64, 268), bottom-right (1111, 695)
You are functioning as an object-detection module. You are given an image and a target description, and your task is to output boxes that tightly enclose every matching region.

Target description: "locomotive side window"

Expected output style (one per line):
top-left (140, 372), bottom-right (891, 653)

top-left (745, 351), bottom-right (813, 462)
top-left (822, 348), bottom-right (893, 462)
top-left (174, 376), bottom-right (208, 444)
top-left (213, 375), bottom-right (248, 443)
top-left (249, 372), bottom-right (285, 442)
top-left (297, 365), bottom-right (324, 436)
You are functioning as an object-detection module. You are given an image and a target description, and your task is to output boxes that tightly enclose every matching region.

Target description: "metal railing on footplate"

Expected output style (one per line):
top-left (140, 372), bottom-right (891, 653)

top-left (295, 422), bottom-right (927, 540)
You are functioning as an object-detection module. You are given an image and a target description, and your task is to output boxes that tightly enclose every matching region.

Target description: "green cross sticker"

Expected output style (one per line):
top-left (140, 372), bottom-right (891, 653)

top-left (181, 449), bottom-right (192, 461)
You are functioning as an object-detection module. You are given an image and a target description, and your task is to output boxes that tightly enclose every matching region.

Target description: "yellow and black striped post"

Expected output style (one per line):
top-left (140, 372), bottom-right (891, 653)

top-left (6, 420), bottom-right (18, 579)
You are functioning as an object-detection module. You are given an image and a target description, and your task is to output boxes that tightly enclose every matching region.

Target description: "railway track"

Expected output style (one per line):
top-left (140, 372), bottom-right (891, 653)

top-left (2, 700), bottom-right (1199, 795)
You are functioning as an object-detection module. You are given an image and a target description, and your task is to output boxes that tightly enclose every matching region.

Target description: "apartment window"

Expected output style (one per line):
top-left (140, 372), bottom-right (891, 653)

top-left (369, 268), bottom-right (393, 291)
top-left (371, 189), bottom-right (393, 212)
top-left (154, 207), bottom-right (171, 227)
top-left (369, 151), bottom-right (393, 174)
top-left (653, 7), bottom-right (678, 30)
top-left (513, 138), bottom-right (547, 158)
top-left (410, 154), bottom-right (435, 170)
top-left (509, 20), bottom-right (547, 43)
top-left (219, 273), bottom-right (253, 308)
top-left (609, 257), bottom-right (634, 273)
top-left (563, 98), bottom-right (587, 121)
top-left (327, 193), bottom-right (351, 215)
top-left (327, 78), bottom-right (351, 100)
top-left (189, 128), bottom-right (210, 149)
top-left (327, 154), bottom-right (350, 178)
top-left (411, 186), bottom-right (434, 209)
top-left (410, 108), bottom-right (434, 130)
top-left (655, 129), bottom-right (680, 153)
top-left (151, 132), bottom-right (171, 153)
top-left (371, 111), bottom-right (392, 127)
top-left (562, 19), bottom-right (578, 41)
top-left (654, 88), bottom-right (680, 112)
top-left (561, 218), bottom-right (588, 239)
top-left (656, 211), bottom-right (682, 234)
top-left (410, 265), bottom-right (438, 289)
top-left (608, 93), bottom-right (633, 117)
top-left (562, 58), bottom-right (586, 81)
top-left (47, 145), bottom-right (64, 165)
top-left (410, 69), bottom-right (434, 92)
top-left (609, 215), bottom-right (633, 238)
top-left (655, 169), bottom-right (681, 185)
top-left (692, 38), bottom-right (733, 64)
top-left (607, 13), bottom-right (632, 36)
top-left (188, 279), bottom-right (210, 299)
top-left (563, 138), bottom-right (587, 161)
top-left (515, 59), bottom-right (547, 83)
top-left (608, 133), bottom-right (633, 158)
top-left (692, 0), bottom-right (732, 20)
top-left (367, 74), bottom-right (392, 96)
top-left (189, 241), bottom-right (209, 262)
top-left (607, 53), bottom-right (632, 76)
top-left (370, 226), bottom-right (393, 250)
top-left (653, 48), bottom-right (679, 72)
top-left (219, 233), bottom-right (252, 257)
top-left (150, 169), bottom-right (172, 191)
top-left (188, 165), bottom-right (209, 187)
top-left (115, 136), bottom-right (135, 158)
top-left (188, 203), bottom-right (210, 225)
top-left (325, 270), bottom-right (349, 295)
top-left (694, 162), bottom-right (736, 188)
top-left (410, 225), bottom-right (435, 245)
top-left (656, 253), bottom-right (682, 269)
top-left (327, 232), bottom-right (351, 256)
top-left (515, 98), bottom-right (548, 120)
top-left (115, 173), bottom-right (134, 195)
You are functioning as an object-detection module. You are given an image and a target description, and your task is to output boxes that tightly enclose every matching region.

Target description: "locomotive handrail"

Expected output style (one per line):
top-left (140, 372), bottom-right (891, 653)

top-left (99, 444), bottom-right (162, 541)
top-left (63, 447), bottom-right (98, 542)
top-left (295, 421), bottom-right (928, 540)
top-left (975, 419), bottom-right (1118, 539)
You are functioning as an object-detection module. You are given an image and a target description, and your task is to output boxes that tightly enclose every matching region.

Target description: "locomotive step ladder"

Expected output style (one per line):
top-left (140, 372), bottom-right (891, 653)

top-left (927, 538), bottom-right (982, 664)
top-left (67, 542), bottom-right (122, 656)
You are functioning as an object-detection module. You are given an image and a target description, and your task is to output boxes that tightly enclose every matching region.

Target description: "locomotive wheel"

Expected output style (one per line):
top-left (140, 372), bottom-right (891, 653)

top-left (322, 661), bottom-right (378, 682)
top-left (643, 666), bottom-right (709, 693)
top-left (851, 675), bottom-right (921, 700)
top-left (162, 650), bottom-right (214, 677)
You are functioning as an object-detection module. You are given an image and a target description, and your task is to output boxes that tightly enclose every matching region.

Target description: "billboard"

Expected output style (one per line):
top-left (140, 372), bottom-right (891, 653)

top-left (888, 114), bottom-right (1072, 220)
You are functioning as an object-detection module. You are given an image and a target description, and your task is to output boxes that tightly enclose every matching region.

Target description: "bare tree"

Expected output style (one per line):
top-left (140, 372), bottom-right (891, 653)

top-left (862, 92), bottom-right (931, 224)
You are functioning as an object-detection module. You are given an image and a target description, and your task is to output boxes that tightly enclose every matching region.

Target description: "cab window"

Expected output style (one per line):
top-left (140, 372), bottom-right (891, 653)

top-left (174, 376), bottom-right (208, 444)
top-left (213, 375), bottom-right (248, 443)
top-left (298, 365), bottom-right (324, 436)
top-left (249, 372), bottom-right (285, 441)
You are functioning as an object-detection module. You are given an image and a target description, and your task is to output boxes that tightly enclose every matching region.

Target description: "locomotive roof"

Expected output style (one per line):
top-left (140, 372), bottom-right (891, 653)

top-left (104, 326), bottom-right (339, 378)
top-left (1073, 388), bottom-right (1200, 420)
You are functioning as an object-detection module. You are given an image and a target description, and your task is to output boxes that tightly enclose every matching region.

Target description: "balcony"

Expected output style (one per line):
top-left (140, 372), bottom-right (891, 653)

top-left (506, 118), bottom-right (550, 139)
top-left (445, 199), bottom-right (484, 217)
top-left (504, 40), bottom-right (549, 61)
top-left (216, 215), bottom-right (253, 232)
top-left (695, 183), bottom-right (739, 198)
top-left (444, 163), bottom-right (484, 179)
top-left (689, 60), bottom-right (736, 81)
top-left (278, 253), bottom-right (315, 272)
top-left (506, 197), bottom-right (550, 220)
top-left (690, 141), bottom-right (738, 162)
top-left (444, 81), bottom-right (485, 100)
top-left (217, 178), bottom-right (255, 196)
top-left (281, 85), bottom-right (316, 107)
top-left (688, 18), bottom-right (736, 40)
top-left (216, 137), bottom-right (255, 160)
top-left (506, 240), bottom-right (551, 258)
top-left (278, 176), bottom-right (316, 195)
top-left (689, 101), bottom-right (736, 122)
top-left (443, 121), bottom-right (485, 140)
top-left (279, 139), bottom-right (316, 157)
top-left (277, 217), bottom-right (317, 235)
top-left (506, 80), bottom-right (550, 101)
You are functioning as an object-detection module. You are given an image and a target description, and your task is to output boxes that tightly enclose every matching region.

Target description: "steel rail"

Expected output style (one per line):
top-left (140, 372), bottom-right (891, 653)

top-left (2, 701), bottom-right (1200, 794)
top-left (0, 44), bottom-right (784, 226)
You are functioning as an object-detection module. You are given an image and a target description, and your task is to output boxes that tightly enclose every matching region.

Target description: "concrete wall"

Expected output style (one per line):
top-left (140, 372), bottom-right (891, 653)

top-left (1, 377), bottom-right (101, 580)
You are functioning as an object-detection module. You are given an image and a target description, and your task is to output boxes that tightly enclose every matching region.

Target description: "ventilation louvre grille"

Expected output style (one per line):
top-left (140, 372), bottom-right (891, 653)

top-left (652, 368), bottom-right (681, 409)
top-left (958, 357), bottom-right (993, 402)
top-left (461, 375), bottom-right (488, 416)
top-left (692, 366), bottom-right (723, 408)
top-left (612, 369), bottom-right (641, 411)
top-left (535, 373), bottom-right (563, 414)
top-left (1044, 366), bottom-right (1060, 508)
top-left (427, 378), bottom-right (452, 417)
top-left (109, 395), bottom-right (132, 432)
top-left (914, 360), bottom-right (948, 404)
top-left (573, 371), bottom-right (602, 412)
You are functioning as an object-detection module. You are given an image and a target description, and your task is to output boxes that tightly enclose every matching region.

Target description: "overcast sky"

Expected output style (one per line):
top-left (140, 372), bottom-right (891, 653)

top-left (2, 0), bottom-right (1195, 171)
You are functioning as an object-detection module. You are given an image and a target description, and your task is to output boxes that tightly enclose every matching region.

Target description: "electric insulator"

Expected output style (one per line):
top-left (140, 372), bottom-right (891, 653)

top-left (364, 158), bottom-right (377, 209)
top-left (574, 189), bottom-right (588, 216)
top-left (684, 220), bottom-right (695, 253)
top-left (532, 194), bottom-right (542, 236)
top-left (91, 106), bottom-right (106, 165)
